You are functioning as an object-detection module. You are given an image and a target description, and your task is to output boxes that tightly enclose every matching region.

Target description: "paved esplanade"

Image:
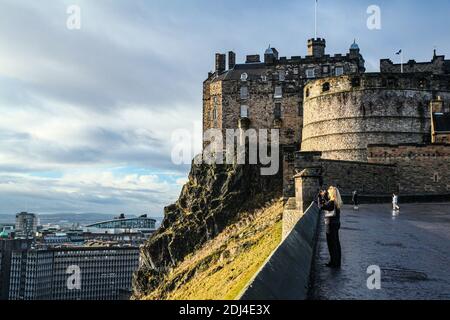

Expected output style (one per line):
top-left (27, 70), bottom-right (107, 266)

top-left (310, 203), bottom-right (450, 300)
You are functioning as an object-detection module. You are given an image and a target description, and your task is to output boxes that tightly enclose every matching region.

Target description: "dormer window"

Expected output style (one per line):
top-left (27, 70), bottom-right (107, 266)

top-left (274, 86), bottom-right (283, 99)
top-left (306, 68), bottom-right (315, 79)
top-left (322, 65), bottom-right (330, 74)
top-left (335, 67), bottom-right (344, 76)
top-left (240, 86), bottom-right (249, 100)
top-left (240, 73), bottom-right (248, 81)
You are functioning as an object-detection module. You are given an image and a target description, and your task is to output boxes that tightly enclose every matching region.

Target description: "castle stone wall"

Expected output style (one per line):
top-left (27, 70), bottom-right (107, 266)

top-left (221, 78), bottom-right (303, 146)
top-left (294, 152), bottom-right (397, 196)
top-left (380, 56), bottom-right (450, 74)
top-left (368, 144), bottom-right (450, 195)
top-left (302, 73), bottom-right (450, 161)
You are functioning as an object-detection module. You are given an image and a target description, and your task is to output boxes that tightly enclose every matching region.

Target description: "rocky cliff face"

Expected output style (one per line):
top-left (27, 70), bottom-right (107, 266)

top-left (133, 160), bottom-right (282, 298)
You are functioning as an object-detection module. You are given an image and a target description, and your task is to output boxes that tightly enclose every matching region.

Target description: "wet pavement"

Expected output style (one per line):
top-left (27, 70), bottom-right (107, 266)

top-left (310, 203), bottom-right (450, 300)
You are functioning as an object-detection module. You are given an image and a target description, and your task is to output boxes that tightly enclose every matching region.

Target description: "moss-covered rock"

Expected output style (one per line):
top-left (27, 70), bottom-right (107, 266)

top-left (132, 160), bottom-right (282, 298)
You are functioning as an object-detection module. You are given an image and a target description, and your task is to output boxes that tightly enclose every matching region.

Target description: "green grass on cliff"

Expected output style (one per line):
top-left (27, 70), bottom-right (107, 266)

top-left (142, 199), bottom-right (283, 300)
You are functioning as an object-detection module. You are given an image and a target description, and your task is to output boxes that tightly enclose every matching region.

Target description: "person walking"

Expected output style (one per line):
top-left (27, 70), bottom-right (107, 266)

top-left (393, 193), bottom-right (400, 212)
top-left (322, 186), bottom-right (343, 269)
top-left (352, 190), bottom-right (359, 210)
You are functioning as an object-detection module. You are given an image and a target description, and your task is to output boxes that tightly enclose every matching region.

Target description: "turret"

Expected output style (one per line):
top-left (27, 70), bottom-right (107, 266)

top-left (349, 39), bottom-right (360, 58)
top-left (307, 38), bottom-right (326, 58)
top-left (264, 45), bottom-right (279, 65)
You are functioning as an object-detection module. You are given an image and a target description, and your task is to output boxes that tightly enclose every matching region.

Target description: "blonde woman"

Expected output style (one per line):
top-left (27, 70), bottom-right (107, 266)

top-left (321, 186), bottom-right (343, 269)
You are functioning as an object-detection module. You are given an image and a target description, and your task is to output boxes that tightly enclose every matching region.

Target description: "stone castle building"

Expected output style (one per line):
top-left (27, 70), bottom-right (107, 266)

top-left (203, 37), bottom-right (450, 202)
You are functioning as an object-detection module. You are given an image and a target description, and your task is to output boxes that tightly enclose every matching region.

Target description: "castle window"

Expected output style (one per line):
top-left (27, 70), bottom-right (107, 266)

top-left (351, 77), bottom-right (361, 87)
top-left (322, 65), bottom-right (330, 74)
top-left (274, 86), bottom-right (283, 98)
top-left (305, 88), bottom-right (310, 98)
top-left (306, 68), bottom-right (315, 79)
top-left (433, 172), bottom-right (439, 183)
top-left (240, 73), bottom-right (248, 81)
top-left (279, 72), bottom-right (285, 81)
top-left (445, 103), bottom-right (450, 113)
top-left (322, 82), bottom-right (330, 92)
top-left (240, 86), bottom-right (249, 100)
top-left (212, 107), bottom-right (218, 120)
top-left (274, 103), bottom-right (282, 119)
top-left (387, 77), bottom-right (398, 87)
top-left (418, 78), bottom-right (428, 89)
top-left (240, 105), bottom-right (249, 118)
top-left (335, 66), bottom-right (344, 76)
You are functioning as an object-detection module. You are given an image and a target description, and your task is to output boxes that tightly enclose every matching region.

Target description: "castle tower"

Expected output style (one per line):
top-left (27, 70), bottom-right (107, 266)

top-left (307, 38), bottom-right (326, 58)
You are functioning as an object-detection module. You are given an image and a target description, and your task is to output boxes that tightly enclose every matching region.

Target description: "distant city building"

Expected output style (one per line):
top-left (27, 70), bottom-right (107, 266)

top-left (86, 214), bottom-right (156, 234)
top-left (0, 225), bottom-right (14, 239)
top-left (0, 239), bottom-right (139, 300)
top-left (15, 212), bottom-right (38, 239)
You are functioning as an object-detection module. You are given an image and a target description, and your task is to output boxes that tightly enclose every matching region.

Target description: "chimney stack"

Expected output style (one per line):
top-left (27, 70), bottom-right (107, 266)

top-left (215, 53), bottom-right (226, 73)
top-left (228, 51), bottom-right (236, 70)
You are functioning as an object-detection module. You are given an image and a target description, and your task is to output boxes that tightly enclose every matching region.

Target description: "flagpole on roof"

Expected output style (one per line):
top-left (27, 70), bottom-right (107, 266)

top-left (401, 50), bottom-right (404, 73)
top-left (315, 0), bottom-right (318, 39)
top-left (396, 49), bottom-right (404, 73)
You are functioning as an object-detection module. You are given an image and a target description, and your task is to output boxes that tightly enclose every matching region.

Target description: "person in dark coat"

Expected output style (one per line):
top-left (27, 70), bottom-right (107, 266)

top-left (317, 188), bottom-right (329, 209)
top-left (352, 190), bottom-right (359, 210)
top-left (322, 186), bottom-right (343, 269)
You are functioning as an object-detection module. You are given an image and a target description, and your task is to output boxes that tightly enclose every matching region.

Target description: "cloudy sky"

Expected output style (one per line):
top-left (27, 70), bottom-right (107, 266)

top-left (0, 0), bottom-right (449, 216)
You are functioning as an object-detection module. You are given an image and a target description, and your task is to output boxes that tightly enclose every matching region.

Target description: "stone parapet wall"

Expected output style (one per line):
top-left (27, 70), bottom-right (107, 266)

top-left (282, 198), bottom-right (303, 240)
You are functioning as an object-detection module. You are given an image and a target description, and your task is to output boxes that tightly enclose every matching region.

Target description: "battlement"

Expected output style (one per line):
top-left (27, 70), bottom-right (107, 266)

top-left (304, 73), bottom-right (450, 101)
top-left (207, 37), bottom-right (365, 80)
top-left (380, 54), bottom-right (450, 75)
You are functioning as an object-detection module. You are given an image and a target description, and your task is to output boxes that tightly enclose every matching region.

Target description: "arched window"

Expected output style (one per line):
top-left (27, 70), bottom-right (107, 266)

top-left (305, 88), bottom-right (310, 98)
top-left (240, 73), bottom-right (248, 81)
top-left (433, 172), bottom-right (439, 183)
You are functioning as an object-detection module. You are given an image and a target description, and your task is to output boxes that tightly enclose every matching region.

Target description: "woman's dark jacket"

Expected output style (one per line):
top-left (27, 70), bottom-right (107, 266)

top-left (322, 200), bottom-right (341, 227)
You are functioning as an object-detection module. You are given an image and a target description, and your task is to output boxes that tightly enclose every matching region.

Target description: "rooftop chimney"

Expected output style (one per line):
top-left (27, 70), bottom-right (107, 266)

top-left (228, 51), bottom-right (236, 70)
top-left (215, 53), bottom-right (226, 73)
top-left (246, 54), bottom-right (261, 64)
